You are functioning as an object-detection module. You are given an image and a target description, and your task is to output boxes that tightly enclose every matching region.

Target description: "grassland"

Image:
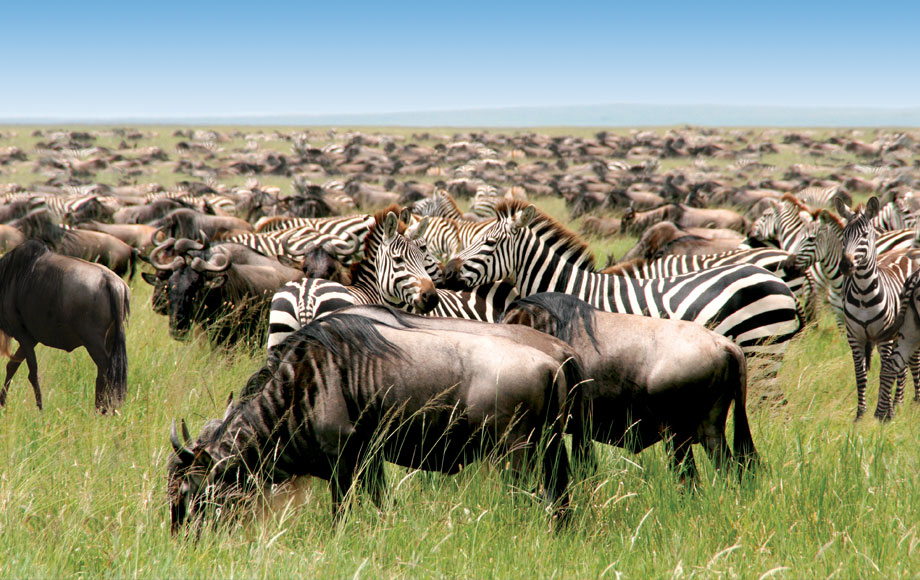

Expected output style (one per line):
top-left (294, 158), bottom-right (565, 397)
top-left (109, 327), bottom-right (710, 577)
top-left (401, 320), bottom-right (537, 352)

top-left (0, 126), bottom-right (918, 578)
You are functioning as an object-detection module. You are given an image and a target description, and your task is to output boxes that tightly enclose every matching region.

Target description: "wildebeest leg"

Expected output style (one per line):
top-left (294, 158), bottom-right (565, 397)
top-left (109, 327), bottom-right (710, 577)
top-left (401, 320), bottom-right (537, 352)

top-left (330, 445), bottom-right (361, 522)
top-left (0, 345), bottom-right (32, 408)
top-left (666, 435), bottom-right (698, 484)
top-left (359, 453), bottom-right (386, 510)
top-left (85, 341), bottom-right (117, 414)
top-left (700, 424), bottom-right (732, 474)
top-left (541, 426), bottom-right (571, 523)
top-left (23, 346), bottom-right (43, 410)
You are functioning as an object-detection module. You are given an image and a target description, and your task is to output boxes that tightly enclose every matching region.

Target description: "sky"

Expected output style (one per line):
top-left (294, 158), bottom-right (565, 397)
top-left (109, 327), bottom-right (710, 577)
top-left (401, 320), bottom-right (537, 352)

top-left (1, 1), bottom-right (918, 119)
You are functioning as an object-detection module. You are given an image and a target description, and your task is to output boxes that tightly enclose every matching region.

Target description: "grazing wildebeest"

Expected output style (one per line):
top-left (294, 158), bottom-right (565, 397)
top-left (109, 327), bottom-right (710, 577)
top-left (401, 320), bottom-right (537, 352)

top-left (74, 220), bottom-right (159, 255)
top-left (621, 203), bottom-right (749, 236)
top-left (0, 241), bottom-right (130, 412)
top-left (620, 221), bottom-right (744, 261)
top-left (502, 293), bottom-right (758, 481)
top-left (168, 310), bottom-right (583, 531)
top-left (11, 209), bottom-right (137, 278)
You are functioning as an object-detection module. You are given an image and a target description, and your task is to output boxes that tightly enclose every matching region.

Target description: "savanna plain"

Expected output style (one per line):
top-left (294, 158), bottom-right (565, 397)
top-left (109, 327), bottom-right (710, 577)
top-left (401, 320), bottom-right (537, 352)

top-left (0, 125), bottom-right (918, 579)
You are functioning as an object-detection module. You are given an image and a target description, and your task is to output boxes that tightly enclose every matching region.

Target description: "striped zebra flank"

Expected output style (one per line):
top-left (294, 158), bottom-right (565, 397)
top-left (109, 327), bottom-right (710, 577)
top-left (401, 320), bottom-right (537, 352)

top-left (445, 200), bottom-right (804, 365)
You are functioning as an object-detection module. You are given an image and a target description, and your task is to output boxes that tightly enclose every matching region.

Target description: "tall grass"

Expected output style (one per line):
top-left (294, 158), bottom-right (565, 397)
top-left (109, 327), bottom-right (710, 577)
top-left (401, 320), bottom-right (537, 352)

top-left (0, 277), bottom-right (917, 578)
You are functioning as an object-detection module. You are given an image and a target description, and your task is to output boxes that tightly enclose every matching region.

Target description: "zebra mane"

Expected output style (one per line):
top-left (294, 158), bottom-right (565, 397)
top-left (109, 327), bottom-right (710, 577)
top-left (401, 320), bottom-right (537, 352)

top-left (816, 209), bottom-right (844, 230)
top-left (503, 292), bottom-right (600, 351)
top-left (598, 256), bottom-right (648, 275)
top-left (493, 199), bottom-right (596, 268)
top-left (349, 204), bottom-right (406, 281)
top-left (780, 193), bottom-right (815, 215)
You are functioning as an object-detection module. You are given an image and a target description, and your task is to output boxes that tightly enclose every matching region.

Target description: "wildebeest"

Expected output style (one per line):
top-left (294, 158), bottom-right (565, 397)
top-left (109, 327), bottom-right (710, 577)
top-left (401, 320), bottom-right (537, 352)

top-left (0, 241), bottom-right (129, 412)
top-left (620, 221), bottom-right (744, 261)
top-left (150, 208), bottom-right (253, 243)
top-left (168, 310), bottom-right (583, 531)
top-left (11, 209), bottom-right (137, 278)
top-left (502, 293), bottom-right (758, 481)
top-left (148, 237), bottom-right (304, 347)
top-left (621, 203), bottom-right (749, 236)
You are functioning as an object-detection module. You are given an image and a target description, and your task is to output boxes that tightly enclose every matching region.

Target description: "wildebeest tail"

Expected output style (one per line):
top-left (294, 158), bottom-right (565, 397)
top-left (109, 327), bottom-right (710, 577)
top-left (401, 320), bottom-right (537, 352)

top-left (127, 247), bottom-right (139, 281)
top-left (103, 281), bottom-right (131, 408)
top-left (556, 355), bottom-right (595, 481)
top-left (730, 346), bottom-right (759, 474)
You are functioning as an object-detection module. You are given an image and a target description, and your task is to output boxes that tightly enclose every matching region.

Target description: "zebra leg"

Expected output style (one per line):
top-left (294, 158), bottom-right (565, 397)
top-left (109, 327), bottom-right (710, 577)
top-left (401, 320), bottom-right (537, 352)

top-left (847, 339), bottom-right (870, 420)
top-left (875, 341), bottom-right (904, 421)
top-left (908, 350), bottom-right (920, 404)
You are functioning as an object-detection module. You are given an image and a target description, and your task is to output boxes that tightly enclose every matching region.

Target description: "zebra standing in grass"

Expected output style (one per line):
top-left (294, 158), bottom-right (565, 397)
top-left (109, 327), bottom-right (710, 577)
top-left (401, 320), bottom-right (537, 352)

top-left (833, 196), bottom-right (920, 420)
top-left (267, 209), bottom-right (438, 350)
top-left (874, 269), bottom-right (920, 420)
top-left (793, 210), bottom-right (916, 323)
top-left (444, 200), bottom-right (804, 363)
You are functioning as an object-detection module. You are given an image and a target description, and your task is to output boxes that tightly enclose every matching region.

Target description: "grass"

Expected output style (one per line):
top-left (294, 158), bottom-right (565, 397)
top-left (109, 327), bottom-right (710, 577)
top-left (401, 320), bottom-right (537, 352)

top-left (1, 125), bottom-right (919, 578)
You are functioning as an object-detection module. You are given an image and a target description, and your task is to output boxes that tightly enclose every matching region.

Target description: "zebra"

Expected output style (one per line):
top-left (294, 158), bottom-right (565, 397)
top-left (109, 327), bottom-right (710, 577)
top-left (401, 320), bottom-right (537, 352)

top-left (833, 196), bottom-right (920, 420)
top-left (267, 209), bottom-right (438, 350)
top-left (411, 189), bottom-right (463, 219)
top-left (874, 269), bottom-right (920, 420)
top-left (602, 247), bottom-right (814, 319)
top-left (749, 195), bottom-right (814, 252)
top-left (444, 200), bottom-right (804, 363)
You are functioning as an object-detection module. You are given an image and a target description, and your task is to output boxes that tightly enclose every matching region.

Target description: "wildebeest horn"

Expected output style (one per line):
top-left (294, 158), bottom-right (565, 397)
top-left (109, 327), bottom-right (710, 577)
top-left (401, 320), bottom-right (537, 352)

top-left (149, 239), bottom-right (185, 270)
top-left (190, 252), bottom-right (230, 272)
top-left (173, 238), bottom-right (205, 253)
top-left (170, 419), bottom-right (194, 461)
top-left (153, 226), bottom-right (169, 244)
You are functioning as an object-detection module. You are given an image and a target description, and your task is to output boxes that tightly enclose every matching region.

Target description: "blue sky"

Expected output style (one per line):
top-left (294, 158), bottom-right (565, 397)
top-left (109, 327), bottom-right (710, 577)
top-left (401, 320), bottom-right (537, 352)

top-left (1, 1), bottom-right (918, 118)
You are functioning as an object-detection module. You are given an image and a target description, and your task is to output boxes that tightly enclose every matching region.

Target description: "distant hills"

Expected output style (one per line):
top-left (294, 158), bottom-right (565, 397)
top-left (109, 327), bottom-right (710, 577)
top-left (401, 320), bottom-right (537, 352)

top-left (4, 104), bottom-right (920, 127)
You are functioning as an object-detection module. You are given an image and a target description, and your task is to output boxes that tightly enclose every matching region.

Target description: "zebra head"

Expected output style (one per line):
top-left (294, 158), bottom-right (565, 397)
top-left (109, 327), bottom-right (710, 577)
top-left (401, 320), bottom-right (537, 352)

top-left (401, 208), bottom-right (445, 286)
top-left (374, 212), bottom-right (440, 314)
top-left (749, 204), bottom-right (778, 245)
top-left (835, 196), bottom-right (880, 276)
top-left (443, 204), bottom-right (535, 289)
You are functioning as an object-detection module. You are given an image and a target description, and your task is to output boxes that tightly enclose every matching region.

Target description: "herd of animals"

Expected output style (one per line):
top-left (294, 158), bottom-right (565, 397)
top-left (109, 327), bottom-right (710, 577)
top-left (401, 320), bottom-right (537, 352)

top-left (0, 126), bottom-right (918, 532)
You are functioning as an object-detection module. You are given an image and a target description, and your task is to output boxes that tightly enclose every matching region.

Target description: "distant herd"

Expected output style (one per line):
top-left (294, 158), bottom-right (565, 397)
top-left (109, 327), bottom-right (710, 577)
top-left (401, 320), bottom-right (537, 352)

top-left (0, 126), bottom-right (918, 532)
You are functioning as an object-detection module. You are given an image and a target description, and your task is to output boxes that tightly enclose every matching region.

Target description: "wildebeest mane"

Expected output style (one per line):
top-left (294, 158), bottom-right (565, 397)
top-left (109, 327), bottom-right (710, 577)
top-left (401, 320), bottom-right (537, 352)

top-left (272, 311), bottom-right (404, 367)
top-left (14, 210), bottom-right (66, 244)
top-left (503, 293), bottom-right (600, 351)
top-left (0, 239), bottom-right (68, 301)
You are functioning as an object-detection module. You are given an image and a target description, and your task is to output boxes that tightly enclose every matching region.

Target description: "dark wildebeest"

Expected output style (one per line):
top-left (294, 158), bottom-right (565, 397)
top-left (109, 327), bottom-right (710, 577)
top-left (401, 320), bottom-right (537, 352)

top-left (112, 197), bottom-right (198, 225)
top-left (149, 239), bottom-right (304, 348)
top-left (150, 208), bottom-right (253, 243)
top-left (11, 209), bottom-right (137, 278)
top-left (502, 293), bottom-right (758, 481)
top-left (75, 220), bottom-right (159, 255)
top-left (168, 310), bottom-right (583, 532)
top-left (0, 241), bottom-right (129, 412)
top-left (0, 225), bottom-right (25, 253)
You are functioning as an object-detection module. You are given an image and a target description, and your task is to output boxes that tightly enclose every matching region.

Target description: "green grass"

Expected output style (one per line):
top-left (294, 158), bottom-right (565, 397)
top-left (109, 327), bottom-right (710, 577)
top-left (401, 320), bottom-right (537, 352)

top-left (0, 258), bottom-right (917, 579)
top-left (1, 125), bottom-right (920, 578)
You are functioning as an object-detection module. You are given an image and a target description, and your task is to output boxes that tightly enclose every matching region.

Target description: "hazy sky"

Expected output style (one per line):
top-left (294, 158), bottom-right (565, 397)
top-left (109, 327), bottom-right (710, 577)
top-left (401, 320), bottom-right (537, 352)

top-left (2, 1), bottom-right (918, 118)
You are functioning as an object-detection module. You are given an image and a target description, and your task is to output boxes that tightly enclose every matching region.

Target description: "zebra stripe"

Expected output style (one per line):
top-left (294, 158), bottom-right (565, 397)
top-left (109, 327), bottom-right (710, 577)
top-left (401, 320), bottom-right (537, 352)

top-left (446, 201), bottom-right (803, 360)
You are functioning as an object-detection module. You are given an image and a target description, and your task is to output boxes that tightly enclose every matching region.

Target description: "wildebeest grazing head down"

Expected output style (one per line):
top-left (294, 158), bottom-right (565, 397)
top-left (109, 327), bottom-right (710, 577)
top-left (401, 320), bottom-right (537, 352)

top-left (168, 310), bottom-right (581, 532)
top-left (0, 240), bottom-right (130, 412)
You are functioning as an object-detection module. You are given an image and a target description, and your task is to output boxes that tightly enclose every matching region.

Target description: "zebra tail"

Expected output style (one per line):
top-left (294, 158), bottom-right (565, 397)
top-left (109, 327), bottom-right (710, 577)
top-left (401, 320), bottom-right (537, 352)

top-left (731, 347), bottom-right (759, 475)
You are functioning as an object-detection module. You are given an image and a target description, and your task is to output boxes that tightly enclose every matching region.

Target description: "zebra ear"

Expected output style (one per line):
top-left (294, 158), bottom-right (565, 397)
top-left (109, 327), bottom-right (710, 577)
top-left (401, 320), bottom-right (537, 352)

top-left (865, 196), bottom-right (880, 220)
top-left (833, 195), bottom-right (852, 220)
top-left (398, 207), bottom-right (412, 224)
top-left (382, 211), bottom-right (399, 242)
top-left (409, 216), bottom-right (430, 240)
top-left (511, 205), bottom-right (536, 233)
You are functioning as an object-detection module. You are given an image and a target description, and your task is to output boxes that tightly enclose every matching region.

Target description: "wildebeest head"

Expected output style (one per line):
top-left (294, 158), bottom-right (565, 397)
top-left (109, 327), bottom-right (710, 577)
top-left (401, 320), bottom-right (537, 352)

top-left (168, 418), bottom-right (223, 534)
top-left (164, 251), bottom-right (230, 340)
top-left (144, 238), bottom-right (204, 316)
